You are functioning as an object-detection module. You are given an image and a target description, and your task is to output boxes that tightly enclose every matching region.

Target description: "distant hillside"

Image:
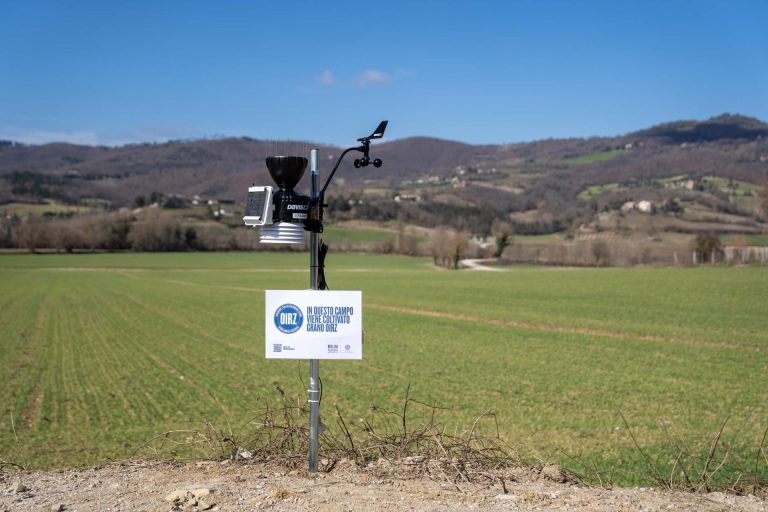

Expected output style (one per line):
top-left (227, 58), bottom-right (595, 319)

top-left (634, 114), bottom-right (768, 144)
top-left (2, 114), bottom-right (767, 238)
top-left (0, 136), bottom-right (487, 205)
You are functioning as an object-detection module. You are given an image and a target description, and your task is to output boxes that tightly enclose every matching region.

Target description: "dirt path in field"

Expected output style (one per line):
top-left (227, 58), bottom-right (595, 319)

top-left (1, 459), bottom-right (765, 512)
top-left (366, 303), bottom-right (764, 352)
top-left (136, 275), bottom-right (763, 353)
top-left (460, 259), bottom-right (505, 271)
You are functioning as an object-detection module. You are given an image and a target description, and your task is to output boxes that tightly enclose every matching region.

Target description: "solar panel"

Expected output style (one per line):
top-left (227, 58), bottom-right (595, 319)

top-left (243, 186), bottom-right (273, 226)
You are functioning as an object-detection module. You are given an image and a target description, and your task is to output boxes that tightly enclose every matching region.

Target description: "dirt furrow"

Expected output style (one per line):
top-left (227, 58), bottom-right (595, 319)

top-left (367, 303), bottom-right (763, 352)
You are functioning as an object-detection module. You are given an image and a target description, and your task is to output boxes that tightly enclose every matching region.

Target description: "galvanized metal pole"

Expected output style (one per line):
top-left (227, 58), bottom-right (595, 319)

top-left (308, 148), bottom-right (320, 472)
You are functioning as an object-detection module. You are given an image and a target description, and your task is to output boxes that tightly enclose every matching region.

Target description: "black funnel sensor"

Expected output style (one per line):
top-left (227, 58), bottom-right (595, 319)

top-left (265, 155), bottom-right (311, 228)
top-left (266, 156), bottom-right (307, 191)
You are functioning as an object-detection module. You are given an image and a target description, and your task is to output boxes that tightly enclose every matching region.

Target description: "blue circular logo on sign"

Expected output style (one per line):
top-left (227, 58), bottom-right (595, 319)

top-left (274, 303), bottom-right (303, 334)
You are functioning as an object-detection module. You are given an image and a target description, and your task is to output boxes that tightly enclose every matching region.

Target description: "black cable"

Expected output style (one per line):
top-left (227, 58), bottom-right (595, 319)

top-left (318, 239), bottom-right (329, 290)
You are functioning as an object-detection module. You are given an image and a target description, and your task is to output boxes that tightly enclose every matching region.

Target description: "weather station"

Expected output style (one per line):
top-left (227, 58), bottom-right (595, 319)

top-left (243, 121), bottom-right (388, 472)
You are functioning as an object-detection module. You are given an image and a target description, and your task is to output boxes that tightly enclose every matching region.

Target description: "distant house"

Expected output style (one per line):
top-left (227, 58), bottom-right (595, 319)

top-left (621, 201), bottom-right (636, 212)
top-left (450, 177), bottom-right (466, 189)
top-left (621, 200), bottom-right (654, 213)
top-left (637, 200), bottom-right (654, 213)
top-left (665, 179), bottom-right (694, 190)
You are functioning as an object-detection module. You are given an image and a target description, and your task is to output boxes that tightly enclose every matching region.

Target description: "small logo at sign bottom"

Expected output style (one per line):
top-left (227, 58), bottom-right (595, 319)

top-left (273, 344), bottom-right (282, 353)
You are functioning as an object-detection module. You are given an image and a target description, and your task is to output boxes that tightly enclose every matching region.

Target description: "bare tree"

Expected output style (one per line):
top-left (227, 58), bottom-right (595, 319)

top-left (430, 227), bottom-right (471, 269)
top-left (52, 220), bottom-right (84, 253)
top-left (80, 215), bottom-right (111, 251)
top-left (693, 234), bottom-right (723, 264)
top-left (395, 220), bottom-right (419, 256)
top-left (17, 214), bottom-right (49, 252)
top-left (379, 236), bottom-right (395, 254)
top-left (591, 240), bottom-right (611, 266)
top-left (430, 227), bottom-right (450, 266)
top-left (449, 230), bottom-right (469, 269)
top-left (128, 212), bottom-right (183, 251)
top-left (491, 219), bottom-right (514, 258)
top-left (106, 213), bottom-right (133, 250)
top-left (0, 214), bottom-right (21, 248)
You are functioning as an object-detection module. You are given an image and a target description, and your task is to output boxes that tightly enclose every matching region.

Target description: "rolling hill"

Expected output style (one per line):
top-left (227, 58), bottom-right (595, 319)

top-left (1, 114), bottom-right (767, 241)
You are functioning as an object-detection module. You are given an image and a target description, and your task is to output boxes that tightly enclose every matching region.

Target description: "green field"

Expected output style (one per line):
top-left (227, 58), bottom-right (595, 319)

top-left (1, 253), bottom-right (767, 486)
top-left (563, 150), bottom-right (624, 166)
top-left (577, 182), bottom-right (620, 201)
top-left (514, 233), bottom-right (563, 243)
top-left (746, 234), bottom-right (768, 246)
top-left (722, 234), bottom-right (768, 247)
top-left (322, 224), bottom-right (394, 243)
top-left (1, 201), bottom-right (95, 217)
top-left (320, 223), bottom-right (426, 251)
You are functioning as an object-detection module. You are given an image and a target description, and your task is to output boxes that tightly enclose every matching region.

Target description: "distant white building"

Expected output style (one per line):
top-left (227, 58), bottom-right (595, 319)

top-left (450, 177), bottom-right (466, 188)
top-left (394, 194), bottom-right (421, 203)
top-left (637, 200), bottom-right (654, 213)
top-left (665, 179), bottom-right (694, 190)
top-left (621, 200), bottom-right (654, 213)
top-left (621, 201), bottom-right (636, 212)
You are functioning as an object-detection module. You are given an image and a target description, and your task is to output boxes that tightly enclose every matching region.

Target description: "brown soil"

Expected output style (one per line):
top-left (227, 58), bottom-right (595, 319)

top-left (1, 459), bottom-right (765, 512)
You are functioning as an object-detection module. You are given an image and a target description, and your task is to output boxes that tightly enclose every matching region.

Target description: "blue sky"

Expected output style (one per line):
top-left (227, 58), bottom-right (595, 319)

top-left (1, 0), bottom-right (766, 147)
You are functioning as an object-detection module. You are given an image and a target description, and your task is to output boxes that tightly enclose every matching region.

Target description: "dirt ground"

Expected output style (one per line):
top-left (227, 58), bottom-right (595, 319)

top-left (1, 459), bottom-right (766, 512)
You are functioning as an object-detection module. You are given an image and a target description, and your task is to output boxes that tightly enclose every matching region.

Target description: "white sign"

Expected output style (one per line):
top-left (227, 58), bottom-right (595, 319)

top-left (265, 290), bottom-right (363, 359)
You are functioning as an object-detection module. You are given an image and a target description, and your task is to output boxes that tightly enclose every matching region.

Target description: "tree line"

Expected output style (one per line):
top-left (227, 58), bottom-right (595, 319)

top-left (0, 211), bottom-right (244, 253)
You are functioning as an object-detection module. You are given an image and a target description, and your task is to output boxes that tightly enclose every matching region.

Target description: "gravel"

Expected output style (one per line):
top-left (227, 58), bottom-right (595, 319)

top-left (1, 459), bottom-right (765, 511)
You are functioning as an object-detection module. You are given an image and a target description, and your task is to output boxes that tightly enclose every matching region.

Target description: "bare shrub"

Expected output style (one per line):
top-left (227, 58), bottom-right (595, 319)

top-left (614, 413), bottom-right (768, 494)
top-left (133, 385), bottom-right (526, 491)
